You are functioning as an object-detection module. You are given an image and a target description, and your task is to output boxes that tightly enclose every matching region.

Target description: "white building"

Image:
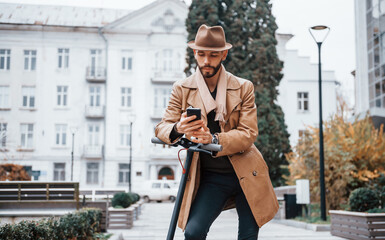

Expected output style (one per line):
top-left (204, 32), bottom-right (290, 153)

top-left (354, 0), bottom-right (385, 129)
top-left (0, 0), bottom-right (187, 190)
top-left (0, 0), bottom-right (339, 189)
top-left (276, 33), bottom-right (338, 146)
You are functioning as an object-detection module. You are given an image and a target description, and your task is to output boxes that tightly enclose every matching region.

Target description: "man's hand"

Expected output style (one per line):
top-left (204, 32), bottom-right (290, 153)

top-left (176, 112), bottom-right (204, 135)
top-left (191, 125), bottom-right (212, 144)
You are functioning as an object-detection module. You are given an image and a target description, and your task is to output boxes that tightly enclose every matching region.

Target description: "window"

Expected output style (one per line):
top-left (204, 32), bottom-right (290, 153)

top-left (20, 123), bottom-right (34, 149)
top-left (0, 86), bottom-right (9, 108)
top-left (297, 92), bottom-right (309, 111)
top-left (121, 87), bottom-right (132, 108)
top-left (89, 86), bottom-right (101, 107)
top-left (152, 183), bottom-right (161, 188)
top-left (55, 124), bottom-right (67, 146)
top-left (89, 49), bottom-right (103, 77)
top-left (0, 49), bottom-right (11, 70)
top-left (120, 125), bottom-right (131, 147)
top-left (86, 163), bottom-right (99, 184)
top-left (163, 49), bottom-right (172, 72)
top-left (24, 50), bottom-right (36, 71)
top-left (22, 86), bottom-right (35, 108)
top-left (121, 50), bottom-right (133, 71)
top-left (118, 164), bottom-right (130, 184)
top-left (57, 86), bottom-right (68, 106)
top-left (88, 124), bottom-right (100, 146)
top-left (58, 48), bottom-right (69, 69)
top-left (53, 163), bottom-right (65, 181)
top-left (154, 87), bottom-right (172, 110)
top-left (155, 49), bottom-right (183, 73)
top-left (0, 123), bottom-right (7, 147)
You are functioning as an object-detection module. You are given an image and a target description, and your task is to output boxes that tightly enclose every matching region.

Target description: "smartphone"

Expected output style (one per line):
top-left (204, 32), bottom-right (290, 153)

top-left (186, 107), bottom-right (201, 122)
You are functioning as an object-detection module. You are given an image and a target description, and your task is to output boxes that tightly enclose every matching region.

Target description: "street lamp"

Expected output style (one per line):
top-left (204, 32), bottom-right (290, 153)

top-left (70, 127), bottom-right (78, 181)
top-left (127, 114), bottom-right (136, 192)
top-left (309, 25), bottom-right (330, 221)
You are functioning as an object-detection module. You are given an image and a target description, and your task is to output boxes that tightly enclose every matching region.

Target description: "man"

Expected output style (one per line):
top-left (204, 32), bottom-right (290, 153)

top-left (155, 24), bottom-right (278, 240)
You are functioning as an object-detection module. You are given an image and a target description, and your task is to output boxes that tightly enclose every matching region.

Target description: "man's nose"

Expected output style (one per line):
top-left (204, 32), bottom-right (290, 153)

top-left (204, 56), bottom-right (210, 65)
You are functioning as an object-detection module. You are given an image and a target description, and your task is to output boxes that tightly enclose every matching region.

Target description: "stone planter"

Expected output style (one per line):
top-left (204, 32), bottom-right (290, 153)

top-left (330, 210), bottom-right (385, 240)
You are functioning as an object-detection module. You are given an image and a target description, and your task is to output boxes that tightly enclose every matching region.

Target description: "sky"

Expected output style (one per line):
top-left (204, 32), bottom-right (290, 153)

top-left (0, 0), bottom-right (356, 107)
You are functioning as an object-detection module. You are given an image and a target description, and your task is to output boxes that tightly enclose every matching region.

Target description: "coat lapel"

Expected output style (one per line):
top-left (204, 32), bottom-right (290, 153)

top-left (182, 70), bottom-right (243, 126)
top-left (186, 89), bottom-right (208, 125)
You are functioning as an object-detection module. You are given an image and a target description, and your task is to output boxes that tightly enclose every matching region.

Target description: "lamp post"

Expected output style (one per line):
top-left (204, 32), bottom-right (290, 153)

top-left (128, 114), bottom-right (136, 192)
top-left (70, 127), bottom-right (78, 181)
top-left (309, 25), bottom-right (330, 221)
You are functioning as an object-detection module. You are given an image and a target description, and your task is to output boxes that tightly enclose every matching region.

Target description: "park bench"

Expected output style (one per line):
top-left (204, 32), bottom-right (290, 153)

top-left (0, 181), bottom-right (80, 225)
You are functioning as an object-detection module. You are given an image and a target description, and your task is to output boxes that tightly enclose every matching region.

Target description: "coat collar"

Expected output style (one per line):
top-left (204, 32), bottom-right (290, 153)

top-left (181, 70), bottom-right (241, 90)
top-left (184, 69), bottom-right (242, 127)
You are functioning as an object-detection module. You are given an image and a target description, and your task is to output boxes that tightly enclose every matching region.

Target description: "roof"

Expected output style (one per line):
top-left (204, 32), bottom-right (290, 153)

top-left (0, 3), bottom-right (132, 27)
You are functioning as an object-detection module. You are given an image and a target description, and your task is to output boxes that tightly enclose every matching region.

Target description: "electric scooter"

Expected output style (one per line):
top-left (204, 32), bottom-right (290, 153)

top-left (151, 137), bottom-right (222, 240)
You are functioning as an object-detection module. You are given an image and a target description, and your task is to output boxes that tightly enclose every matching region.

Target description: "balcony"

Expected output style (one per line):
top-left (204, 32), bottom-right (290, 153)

top-left (85, 105), bottom-right (105, 119)
top-left (83, 145), bottom-right (103, 159)
top-left (86, 67), bottom-right (106, 83)
top-left (151, 70), bottom-right (185, 83)
top-left (151, 107), bottom-right (166, 119)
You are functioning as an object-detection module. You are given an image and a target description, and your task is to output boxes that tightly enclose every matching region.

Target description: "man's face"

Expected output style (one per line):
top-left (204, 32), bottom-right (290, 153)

top-left (194, 50), bottom-right (228, 78)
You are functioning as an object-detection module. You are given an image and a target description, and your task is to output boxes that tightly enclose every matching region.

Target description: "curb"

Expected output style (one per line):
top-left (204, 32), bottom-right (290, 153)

top-left (272, 219), bottom-right (330, 232)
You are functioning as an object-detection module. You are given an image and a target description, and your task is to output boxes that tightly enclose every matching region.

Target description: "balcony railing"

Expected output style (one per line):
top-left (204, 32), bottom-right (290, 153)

top-left (86, 67), bottom-right (106, 82)
top-left (85, 105), bottom-right (105, 119)
top-left (83, 145), bottom-right (103, 159)
top-left (151, 70), bottom-right (185, 83)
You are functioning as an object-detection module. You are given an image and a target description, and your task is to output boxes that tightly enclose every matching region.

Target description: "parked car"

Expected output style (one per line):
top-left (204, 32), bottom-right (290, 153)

top-left (137, 180), bottom-right (179, 203)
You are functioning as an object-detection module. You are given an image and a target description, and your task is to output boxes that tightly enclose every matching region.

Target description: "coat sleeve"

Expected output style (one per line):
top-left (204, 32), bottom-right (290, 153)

top-left (155, 83), bottom-right (184, 145)
top-left (215, 81), bottom-right (259, 157)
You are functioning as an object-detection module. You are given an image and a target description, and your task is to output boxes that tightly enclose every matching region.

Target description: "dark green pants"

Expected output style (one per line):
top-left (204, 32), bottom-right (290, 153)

top-left (184, 170), bottom-right (259, 240)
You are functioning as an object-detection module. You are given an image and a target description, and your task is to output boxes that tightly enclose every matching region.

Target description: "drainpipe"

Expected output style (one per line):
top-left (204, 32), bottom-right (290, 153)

top-left (98, 27), bottom-right (108, 188)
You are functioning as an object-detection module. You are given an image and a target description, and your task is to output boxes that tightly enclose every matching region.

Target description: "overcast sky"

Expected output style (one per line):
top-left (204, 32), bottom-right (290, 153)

top-left (0, 0), bottom-right (356, 106)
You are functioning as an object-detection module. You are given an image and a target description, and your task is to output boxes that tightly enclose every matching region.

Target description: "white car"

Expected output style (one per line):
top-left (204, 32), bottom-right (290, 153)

top-left (138, 180), bottom-right (179, 203)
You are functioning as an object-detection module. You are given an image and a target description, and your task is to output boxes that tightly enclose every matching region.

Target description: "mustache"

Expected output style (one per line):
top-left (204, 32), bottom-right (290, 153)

top-left (200, 65), bottom-right (215, 69)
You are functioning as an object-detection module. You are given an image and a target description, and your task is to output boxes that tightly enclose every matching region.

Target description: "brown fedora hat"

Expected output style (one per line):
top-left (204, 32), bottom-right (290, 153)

top-left (188, 24), bottom-right (232, 51)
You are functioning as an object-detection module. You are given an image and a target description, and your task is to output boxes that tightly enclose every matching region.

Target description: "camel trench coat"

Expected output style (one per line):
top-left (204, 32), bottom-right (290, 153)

top-left (155, 70), bottom-right (279, 230)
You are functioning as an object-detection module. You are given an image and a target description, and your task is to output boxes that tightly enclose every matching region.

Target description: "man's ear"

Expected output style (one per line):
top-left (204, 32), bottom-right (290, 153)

top-left (193, 49), bottom-right (197, 59)
top-left (222, 50), bottom-right (228, 61)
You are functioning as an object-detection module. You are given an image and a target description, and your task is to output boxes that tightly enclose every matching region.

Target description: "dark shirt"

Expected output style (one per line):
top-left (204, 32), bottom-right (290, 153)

top-left (169, 87), bottom-right (234, 173)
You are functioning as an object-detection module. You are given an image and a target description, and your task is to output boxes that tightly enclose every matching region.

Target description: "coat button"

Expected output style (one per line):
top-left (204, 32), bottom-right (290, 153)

top-left (252, 171), bottom-right (257, 176)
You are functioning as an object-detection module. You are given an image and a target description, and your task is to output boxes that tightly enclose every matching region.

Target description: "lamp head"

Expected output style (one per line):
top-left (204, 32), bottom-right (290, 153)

top-left (309, 25), bottom-right (330, 44)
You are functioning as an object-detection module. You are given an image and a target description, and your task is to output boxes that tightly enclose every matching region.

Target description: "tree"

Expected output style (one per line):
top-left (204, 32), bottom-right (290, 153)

top-left (186, 0), bottom-right (291, 186)
top-left (286, 98), bottom-right (385, 210)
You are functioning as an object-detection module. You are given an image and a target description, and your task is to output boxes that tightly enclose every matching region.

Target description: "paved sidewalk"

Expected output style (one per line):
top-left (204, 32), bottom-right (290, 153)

top-left (108, 202), bottom-right (345, 240)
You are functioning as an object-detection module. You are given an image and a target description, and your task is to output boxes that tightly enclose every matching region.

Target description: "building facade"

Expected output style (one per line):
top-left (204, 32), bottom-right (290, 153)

top-left (276, 33), bottom-right (338, 146)
top-left (0, 0), bottom-right (187, 190)
top-left (354, 0), bottom-right (385, 128)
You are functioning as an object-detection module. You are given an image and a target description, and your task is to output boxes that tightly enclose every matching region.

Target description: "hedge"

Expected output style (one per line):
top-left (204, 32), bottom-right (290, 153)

top-left (0, 208), bottom-right (102, 240)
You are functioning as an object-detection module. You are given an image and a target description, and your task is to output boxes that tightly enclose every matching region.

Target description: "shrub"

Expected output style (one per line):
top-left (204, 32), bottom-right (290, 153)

top-left (349, 187), bottom-right (380, 212)
top-left (0, 208), bottom-right (102, 240)
top-left (368, 208), bottom-right (385, 213)
top-left (112, 192), bottom-right (132, 208)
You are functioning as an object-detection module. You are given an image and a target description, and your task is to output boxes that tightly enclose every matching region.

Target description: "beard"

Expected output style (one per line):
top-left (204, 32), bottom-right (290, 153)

top-left (198, 61), bottom-right (222, 78)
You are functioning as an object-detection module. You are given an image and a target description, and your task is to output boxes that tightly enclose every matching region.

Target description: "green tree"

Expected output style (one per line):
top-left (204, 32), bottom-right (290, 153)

top-left (185, 0), bottom-right (291, 186)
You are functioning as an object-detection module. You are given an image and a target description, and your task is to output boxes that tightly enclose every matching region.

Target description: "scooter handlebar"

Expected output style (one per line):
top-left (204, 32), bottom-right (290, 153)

top-left (151, 137), bottom-right (222, 152)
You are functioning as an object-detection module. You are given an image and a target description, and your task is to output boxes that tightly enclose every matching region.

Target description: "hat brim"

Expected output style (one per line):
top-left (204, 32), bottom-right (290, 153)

top-left (187, 41), bottom-right (232, 51)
